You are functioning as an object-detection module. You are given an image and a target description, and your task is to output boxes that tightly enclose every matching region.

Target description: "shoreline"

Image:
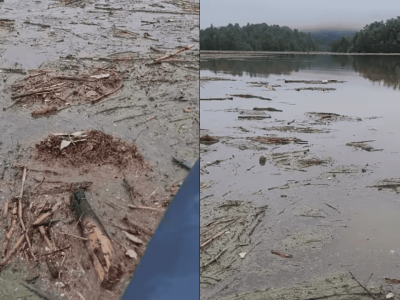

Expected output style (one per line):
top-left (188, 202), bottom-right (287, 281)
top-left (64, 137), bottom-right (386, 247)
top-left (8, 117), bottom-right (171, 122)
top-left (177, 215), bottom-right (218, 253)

top-left (201, 50), bottom-right (400, 57)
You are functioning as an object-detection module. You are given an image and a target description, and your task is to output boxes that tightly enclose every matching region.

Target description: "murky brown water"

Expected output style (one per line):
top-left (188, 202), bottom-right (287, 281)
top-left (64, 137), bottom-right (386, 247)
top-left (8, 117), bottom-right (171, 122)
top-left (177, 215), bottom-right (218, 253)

top-left (200, 54), bottom-right (400, 299)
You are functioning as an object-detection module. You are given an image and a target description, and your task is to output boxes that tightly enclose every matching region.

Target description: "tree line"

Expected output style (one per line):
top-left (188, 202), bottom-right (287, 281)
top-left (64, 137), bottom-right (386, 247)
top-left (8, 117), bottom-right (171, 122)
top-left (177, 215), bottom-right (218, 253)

top-left (330, 17), bottom-right (400, 53)
top-left (200, 23), bottom-right (318, 52)
top-left (201, 16), bottom-right (400, 53)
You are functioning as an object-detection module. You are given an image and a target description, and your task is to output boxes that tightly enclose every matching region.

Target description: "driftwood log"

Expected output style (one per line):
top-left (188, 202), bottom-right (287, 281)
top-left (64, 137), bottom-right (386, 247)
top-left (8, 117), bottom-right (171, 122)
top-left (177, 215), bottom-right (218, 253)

top-left (72, 190), bottom-right (114, 282)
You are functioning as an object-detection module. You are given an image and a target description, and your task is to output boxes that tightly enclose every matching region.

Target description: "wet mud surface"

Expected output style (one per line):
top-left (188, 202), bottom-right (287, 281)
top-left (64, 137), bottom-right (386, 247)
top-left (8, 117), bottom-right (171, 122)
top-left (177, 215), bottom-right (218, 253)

top-left (0, 0), bottom-right (198, 298)
top-left (200, 54), bottom-right (400, 300)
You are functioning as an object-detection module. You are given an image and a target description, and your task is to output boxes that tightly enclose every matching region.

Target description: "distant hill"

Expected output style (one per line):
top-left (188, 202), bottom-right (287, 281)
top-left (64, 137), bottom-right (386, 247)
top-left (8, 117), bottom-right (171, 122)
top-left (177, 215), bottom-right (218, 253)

top-left (304, 30), bottom-right (357, 50)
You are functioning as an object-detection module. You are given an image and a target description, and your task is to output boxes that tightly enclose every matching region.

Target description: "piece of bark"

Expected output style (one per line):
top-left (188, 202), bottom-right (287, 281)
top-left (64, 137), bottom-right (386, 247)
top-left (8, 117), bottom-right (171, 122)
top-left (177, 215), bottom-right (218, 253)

top-left (47, 261), bottom-right (59, 279)
top-left (32, 201), bottom-right (62, 226)
top-left (72, 190), bottom-right (114, 282)
top-left (0, 234), bottom-right (24, 269)
top-left (39, 226), bottom-right (54, 250)
top-left (123, 216), bottom-right (153, 236)
top-left (271, 250), bottom-right (293, 258)
top-left (1, 204), bottom-right (18, 258)
top-left (3, 200), bottom-right (8, 218)
top-left (123, 231), bottom-right (144, 245)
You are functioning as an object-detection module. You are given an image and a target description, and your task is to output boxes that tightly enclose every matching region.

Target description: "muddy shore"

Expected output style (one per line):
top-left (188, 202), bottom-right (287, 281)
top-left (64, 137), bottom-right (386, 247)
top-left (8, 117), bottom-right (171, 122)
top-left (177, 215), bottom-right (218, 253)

top-left (0, 0), bottom-right (199, 298)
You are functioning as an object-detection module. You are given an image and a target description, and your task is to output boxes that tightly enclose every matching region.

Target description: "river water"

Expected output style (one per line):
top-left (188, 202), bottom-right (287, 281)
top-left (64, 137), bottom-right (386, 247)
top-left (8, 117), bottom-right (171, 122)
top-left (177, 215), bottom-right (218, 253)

top-left (200, 54), bottom-right (400, 299)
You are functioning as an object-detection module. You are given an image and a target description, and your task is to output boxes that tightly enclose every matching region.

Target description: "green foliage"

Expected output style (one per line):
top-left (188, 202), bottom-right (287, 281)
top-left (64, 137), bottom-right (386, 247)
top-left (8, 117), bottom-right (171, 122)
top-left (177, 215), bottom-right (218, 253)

top-left (331, 16), bottom-right (400, 53)
top-left (309, 30), bottom-right (357, 46)
top-left (200, 23), bottom-right (319, 51)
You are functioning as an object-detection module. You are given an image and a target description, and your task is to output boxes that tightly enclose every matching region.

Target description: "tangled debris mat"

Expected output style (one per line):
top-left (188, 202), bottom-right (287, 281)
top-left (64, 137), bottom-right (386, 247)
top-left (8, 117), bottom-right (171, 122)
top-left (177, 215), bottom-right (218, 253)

top-left (260, 126), bottom-right (330, 134)
top-left (0, 19), bottom-right (15, 32)
top-left (34, 130), bottom-right (145, 170)
top-left (8, 67), bottom-right (123, 117)
top-left (252, 136), bottom-right (308, 145)
top-left (269, 150), bottom-right (333, 170)
top-left (306, 112), bottom-right (362, 123)
top-left (0, 130), bottom-right (171, 300)
top-left (218, 272), bottom-right (390, 300)
top-left (200, 201), bottom-right (268, 284)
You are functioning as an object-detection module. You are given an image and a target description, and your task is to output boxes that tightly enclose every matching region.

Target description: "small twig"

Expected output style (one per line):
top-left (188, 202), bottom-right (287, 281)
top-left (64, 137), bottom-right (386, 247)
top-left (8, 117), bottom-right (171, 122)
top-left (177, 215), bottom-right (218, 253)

top-left (41, 245), bottom-right (71, 256)
top-left (128, 205), bottom-right (164, 212)
top-left (59, 231), bottom-right (87, 241)
top-left (202, 247), bottom-right (229, 269)
top-left (3, 200), bottom-right (8, 218)
top-left (324, 203), bottom-right (341, 214)
top-left (200, 229), bottom-right (229, 249)
top-left (32, 176), bottom-right (45, 191)
top-left (134, 129), bottom-right (144, 142)
top-left (365, 273), bottom-right (374, 288)
top-left (75, 213), bottom-right (83, 229)
top-left (76, 291), bottom-right (86, 300)
top-left (58, 253), bottom-right (67, 278)
top-left (349, 271), bottom-right (376, 300)
top-left (0, 234), bottom-right (24, 269)
top-left (113, 238), bottom-right (128, 251)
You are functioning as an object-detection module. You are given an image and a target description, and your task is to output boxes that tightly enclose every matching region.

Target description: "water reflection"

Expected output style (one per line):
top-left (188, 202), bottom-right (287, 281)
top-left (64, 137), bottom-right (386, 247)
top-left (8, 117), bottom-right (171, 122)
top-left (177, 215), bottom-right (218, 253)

top-left (201, 55), bottom-right (400, 90)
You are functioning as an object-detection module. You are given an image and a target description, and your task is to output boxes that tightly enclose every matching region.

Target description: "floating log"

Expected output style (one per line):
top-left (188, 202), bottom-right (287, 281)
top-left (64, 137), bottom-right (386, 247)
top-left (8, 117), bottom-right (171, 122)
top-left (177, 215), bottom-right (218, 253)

top-left (238, 116), bottom-right (271, 120)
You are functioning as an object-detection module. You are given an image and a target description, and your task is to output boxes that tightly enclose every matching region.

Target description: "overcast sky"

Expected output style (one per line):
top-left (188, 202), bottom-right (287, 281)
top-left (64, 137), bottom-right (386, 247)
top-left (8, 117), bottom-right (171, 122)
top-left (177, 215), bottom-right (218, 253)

top-left (200, 0), bottom-right (400, 31)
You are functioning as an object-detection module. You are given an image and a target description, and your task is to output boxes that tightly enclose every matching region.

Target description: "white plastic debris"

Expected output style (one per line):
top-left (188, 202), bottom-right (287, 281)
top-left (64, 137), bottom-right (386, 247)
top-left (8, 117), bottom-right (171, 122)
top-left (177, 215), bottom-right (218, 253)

top-left (239, 252), bottom-right (246, 258)
top-left (322, 80), bottom-right (328, 83)
top-left (386, 293), bottom-right (394, 299)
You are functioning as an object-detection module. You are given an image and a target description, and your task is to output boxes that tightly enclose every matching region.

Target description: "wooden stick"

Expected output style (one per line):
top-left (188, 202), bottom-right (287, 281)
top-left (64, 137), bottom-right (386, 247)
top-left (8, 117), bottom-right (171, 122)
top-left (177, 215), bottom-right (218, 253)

top-left (155, 45), bottom-right (193, 62)
top-left (128, 205), bottom-right (164, 212)
top-left (349, 271), bottom-right (377, 300)
top-left (58, 231), bottom-right (88, 241)
top-left (39, 226), bottom-right (54, 250)
top-left (202, 247), bottom-right (229, 268)
top-left (17, 167), bottom-right (35, 259)
top-left (123, 216), bottom-right (153, 236)
top-left (32, 201), bottom-right (62, 226)
top-left (41, 245), bottom-right (71, 256)
top-left (1, 204), bottom-right (18, 258)
top-left (19, 167), bottom-right (27, 199)
top-left (11, 83), bottom-right (66, 100)
top-left (3, 200), bottom-right (8, 218)
top-left (32, 177), bottom-right (45, 191)
top-left (200, 229), bottom-right (229, 249)
top-left (0, 234), bottom-right (24, 269)
top-left (58, 253), bottom-right (67, 278)
top-left (32, 212), bottom-right (52, 226)
top-left (76, 291), bottom-right (86, 300)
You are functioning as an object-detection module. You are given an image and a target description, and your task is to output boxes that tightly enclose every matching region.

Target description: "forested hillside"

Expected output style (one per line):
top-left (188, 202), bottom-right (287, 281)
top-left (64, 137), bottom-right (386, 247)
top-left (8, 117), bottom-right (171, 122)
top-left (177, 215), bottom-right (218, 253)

top-left (331, 17), bottom-right (400, 53)
top-left (201, 17), bottom-right (400, 53)
top-left (200, 23), bottom-right (319, 51)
